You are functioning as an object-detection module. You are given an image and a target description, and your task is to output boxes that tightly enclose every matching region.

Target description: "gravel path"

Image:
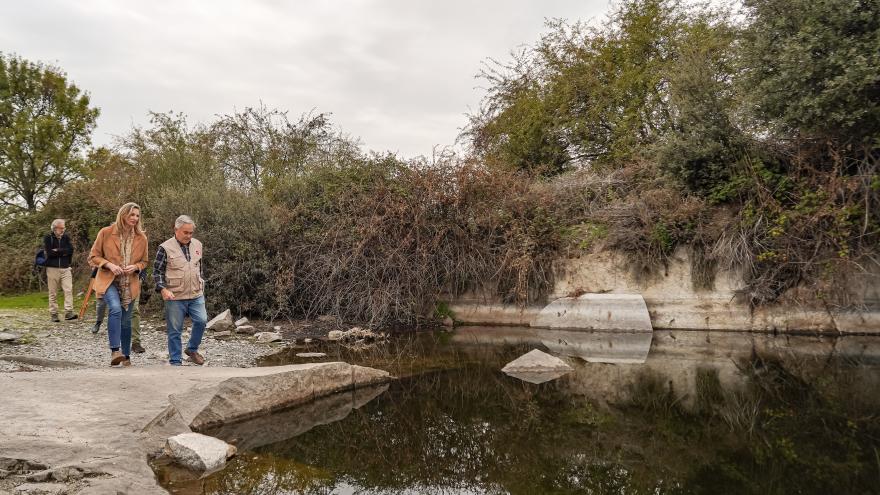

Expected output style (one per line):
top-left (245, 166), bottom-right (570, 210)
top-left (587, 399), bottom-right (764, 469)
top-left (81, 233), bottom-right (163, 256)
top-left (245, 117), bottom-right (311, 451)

top-left (0, 308), bottom-right (290, 372)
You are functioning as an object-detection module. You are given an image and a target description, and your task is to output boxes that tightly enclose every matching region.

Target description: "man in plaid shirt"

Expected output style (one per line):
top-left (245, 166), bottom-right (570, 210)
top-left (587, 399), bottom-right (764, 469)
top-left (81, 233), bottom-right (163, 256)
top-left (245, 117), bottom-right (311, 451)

top-left (153, 215), bottom-right (207, 365)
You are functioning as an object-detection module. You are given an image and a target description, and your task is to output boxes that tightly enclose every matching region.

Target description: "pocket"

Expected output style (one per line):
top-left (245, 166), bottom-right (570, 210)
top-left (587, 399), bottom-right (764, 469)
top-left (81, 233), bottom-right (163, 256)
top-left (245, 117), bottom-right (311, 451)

top-left (167, 276), bottom-right (183, 288)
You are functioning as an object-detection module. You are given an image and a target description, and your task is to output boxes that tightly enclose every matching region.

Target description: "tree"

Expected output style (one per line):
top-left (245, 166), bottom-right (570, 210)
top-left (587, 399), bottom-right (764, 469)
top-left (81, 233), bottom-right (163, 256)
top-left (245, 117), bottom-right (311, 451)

top-left (0, 54), bottom-right (99, 212)
top-left (656, 8), bottom-right (744, 197)
top-left (210, 105), bottom-right (355, 191)
top-left (739, 0), bottom-right (880, 144)
top-left (466, 0), bottom-right (709, 175)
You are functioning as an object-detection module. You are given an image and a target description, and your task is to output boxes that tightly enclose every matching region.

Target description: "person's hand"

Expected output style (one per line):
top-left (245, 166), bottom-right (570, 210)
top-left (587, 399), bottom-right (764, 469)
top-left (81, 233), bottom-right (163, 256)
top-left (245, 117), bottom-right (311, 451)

top-left (123, 265), bottom-right (137, 274)
top-left (105, 263), bottom-right (124, 276)
top-left (161, 288), bottom-right (175, 301)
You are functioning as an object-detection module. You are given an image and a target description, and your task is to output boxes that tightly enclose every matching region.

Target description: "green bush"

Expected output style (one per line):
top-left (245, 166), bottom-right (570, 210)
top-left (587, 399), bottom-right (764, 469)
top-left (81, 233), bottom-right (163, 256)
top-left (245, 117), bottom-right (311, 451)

top-left (0, 182), bottom-right (111, 294)
top-left (144, 179), bottom-right (279, 317)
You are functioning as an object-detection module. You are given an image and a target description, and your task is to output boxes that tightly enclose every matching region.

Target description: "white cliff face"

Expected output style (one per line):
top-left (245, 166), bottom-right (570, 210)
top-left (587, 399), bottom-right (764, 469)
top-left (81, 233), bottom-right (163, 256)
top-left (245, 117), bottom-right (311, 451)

top-left (451, 247), bottom-right (880, 334)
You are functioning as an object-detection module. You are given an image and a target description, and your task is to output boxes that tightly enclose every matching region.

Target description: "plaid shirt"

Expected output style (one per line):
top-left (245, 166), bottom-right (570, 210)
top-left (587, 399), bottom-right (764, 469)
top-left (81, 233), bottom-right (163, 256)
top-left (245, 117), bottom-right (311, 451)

top-left (153, 241), bottom-right (199, 292)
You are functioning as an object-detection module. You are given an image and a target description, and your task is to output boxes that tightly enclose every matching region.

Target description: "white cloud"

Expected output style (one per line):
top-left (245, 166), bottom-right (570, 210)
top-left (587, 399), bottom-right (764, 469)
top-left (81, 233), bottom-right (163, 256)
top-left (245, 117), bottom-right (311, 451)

top-left (1, 0), bottom-right (608, 157)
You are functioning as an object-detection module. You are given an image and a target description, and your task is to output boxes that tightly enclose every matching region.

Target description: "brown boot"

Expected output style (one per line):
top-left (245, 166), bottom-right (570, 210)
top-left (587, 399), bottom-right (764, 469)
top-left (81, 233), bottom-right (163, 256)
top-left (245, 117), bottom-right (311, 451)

top-left (122, 358), bottom-right (132, 367)
top-left (184, 349), bottom-right (205, 365)
top-left (110, 350), bottom-right (125, 366)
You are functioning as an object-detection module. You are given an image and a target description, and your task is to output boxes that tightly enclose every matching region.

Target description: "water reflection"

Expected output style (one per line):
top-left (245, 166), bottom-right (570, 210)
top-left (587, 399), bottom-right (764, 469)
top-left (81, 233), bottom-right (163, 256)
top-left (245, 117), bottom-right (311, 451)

top-left (203, 384), bottom-right (390, 451)
top-left (501, 370), bottom-right (570, 384)
top-left (455, 326), bottom-right (653, 363)
top-left (155, 329), bottom-right (880, 495)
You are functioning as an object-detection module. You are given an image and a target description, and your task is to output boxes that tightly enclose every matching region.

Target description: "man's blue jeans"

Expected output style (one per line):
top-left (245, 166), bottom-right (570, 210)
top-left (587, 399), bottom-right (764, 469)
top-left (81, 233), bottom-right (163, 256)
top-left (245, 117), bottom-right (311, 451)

top-left (165, 295), bottom-right (207, 364)
top-left (102, 284), bottom-right (134, 356)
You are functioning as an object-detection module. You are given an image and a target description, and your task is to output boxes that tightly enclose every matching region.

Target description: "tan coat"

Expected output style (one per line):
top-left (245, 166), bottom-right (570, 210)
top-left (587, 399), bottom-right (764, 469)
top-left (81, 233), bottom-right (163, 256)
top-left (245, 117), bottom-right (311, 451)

top-left (159, 237), bottom-right (204, 300)
top-left (88, 225), bottom-right (149, 299)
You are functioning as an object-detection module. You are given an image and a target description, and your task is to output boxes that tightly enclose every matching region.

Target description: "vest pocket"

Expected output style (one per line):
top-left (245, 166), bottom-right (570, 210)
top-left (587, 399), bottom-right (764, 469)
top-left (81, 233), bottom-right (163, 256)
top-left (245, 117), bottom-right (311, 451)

top-left (167, 276), bottom-right (183, 288)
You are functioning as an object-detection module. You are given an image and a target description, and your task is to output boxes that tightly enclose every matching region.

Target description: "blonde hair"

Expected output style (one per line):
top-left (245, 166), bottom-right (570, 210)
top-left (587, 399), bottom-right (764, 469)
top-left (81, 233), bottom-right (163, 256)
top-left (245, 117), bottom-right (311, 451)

top-left (115, 202), bottom-right (145, 236)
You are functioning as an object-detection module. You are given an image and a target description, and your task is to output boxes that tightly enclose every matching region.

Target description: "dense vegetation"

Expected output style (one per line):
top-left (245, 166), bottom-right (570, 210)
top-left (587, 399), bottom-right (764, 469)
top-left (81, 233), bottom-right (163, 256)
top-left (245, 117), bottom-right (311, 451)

top-left (1, 0), bottom-right (878, 326)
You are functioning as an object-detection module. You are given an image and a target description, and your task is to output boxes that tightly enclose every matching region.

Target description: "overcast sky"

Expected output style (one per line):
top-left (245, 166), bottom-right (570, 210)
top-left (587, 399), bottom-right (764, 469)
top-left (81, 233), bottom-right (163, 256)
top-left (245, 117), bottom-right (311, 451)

top-left (1, 1), bottom-right (609, 158)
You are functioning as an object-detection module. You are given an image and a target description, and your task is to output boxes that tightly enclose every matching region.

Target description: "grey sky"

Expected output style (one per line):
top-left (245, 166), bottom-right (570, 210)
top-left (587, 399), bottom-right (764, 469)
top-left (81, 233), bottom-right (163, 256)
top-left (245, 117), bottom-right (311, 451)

top-left (1, 1), bottom-right (608, 158)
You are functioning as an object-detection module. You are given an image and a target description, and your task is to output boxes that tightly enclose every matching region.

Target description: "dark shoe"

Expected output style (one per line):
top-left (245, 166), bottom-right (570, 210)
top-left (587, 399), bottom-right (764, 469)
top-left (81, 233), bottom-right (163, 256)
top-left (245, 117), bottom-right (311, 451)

top-left (64, 311), bottom-right (78, 321)
top-left (91, 322), bottom-right (101, 334)
top-left (110, 350), bottom-right (125, 366)
top-left (51, 313), bottom-right (60, 323)
top-left (184, 349), bottom-right (205, 365)
top-left (131, 342), bottom-right (145, 354)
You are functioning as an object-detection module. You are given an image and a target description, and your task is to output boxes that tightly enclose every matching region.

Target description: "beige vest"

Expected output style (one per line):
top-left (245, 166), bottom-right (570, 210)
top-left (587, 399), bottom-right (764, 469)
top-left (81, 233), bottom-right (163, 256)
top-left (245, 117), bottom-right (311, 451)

top-left (160, 237), bottom-right (203, 300)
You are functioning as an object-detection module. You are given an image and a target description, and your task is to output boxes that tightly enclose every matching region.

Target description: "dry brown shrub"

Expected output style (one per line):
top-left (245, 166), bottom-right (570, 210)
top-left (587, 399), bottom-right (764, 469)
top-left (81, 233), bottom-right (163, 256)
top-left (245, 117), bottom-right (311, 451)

top-left (270, 157), bottom-right (586, 326)
top-left (598, 183), bottom-right (709, 281)
top-left (712, 144), bottom-right (880, 308)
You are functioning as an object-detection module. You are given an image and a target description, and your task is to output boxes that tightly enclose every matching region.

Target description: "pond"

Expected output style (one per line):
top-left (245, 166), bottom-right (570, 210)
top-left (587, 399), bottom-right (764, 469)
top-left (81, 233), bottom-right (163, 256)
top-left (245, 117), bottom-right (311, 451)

top-left (153, 328), bottom-right (880, 494)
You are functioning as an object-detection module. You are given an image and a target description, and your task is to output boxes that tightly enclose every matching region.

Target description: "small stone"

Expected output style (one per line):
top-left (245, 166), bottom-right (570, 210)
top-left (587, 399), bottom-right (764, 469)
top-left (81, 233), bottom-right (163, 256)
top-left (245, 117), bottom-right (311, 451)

top-left (164, 432), bottom-right (237, 472)
top-left (317, 315), bottom-right (336, 322)
top-left (206, 309), bottom-right (234, 331)
top-left (0, 332), bottom-right (21, 342)
top-left (234, 317), bottom-right (249, 327)
top-left (442, 316), bottom-right (454, 327)
top-left (273, 326), bottom-right (281, 331)
top-left (501, 349), bottom-right (573, 384)
top-left (213, 331), bottom-right (233, 341)
top-left (327, 330), bottom-right (344, 341)
top-left (234, 325), bottom-right (256, 335)
top-left (24, 469), bottom-right (51, 482)
top-left (304, 338), bottom-right (313, 344)
top-left (296, 352), bottom-right (327, 358)
top-left (59, 467), bottom-right (84, 481)
top-left (254, 332), bottom-right (282, 343)
top-left (502, 349), bottom-right (573, 373)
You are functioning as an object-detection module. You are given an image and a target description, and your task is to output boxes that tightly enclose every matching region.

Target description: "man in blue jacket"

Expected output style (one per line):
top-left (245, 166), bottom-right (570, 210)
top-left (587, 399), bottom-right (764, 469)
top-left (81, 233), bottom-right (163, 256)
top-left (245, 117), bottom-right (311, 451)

top-left (44, 219), bottom-right (76, 322)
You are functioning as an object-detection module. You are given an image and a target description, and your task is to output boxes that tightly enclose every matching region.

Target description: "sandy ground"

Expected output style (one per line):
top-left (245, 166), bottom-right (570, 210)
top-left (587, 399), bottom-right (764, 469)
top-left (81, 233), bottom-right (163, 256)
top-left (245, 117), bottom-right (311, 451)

top-left (0, 308), bottom-right (348, 495)
top-left (0, 364), bottom-right (343, 494)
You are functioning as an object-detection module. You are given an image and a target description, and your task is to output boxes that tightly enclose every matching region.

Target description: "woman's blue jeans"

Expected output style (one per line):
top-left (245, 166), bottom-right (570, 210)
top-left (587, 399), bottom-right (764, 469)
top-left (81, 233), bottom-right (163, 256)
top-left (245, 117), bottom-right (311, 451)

top-left (102, 284), bottom-right (134, 357)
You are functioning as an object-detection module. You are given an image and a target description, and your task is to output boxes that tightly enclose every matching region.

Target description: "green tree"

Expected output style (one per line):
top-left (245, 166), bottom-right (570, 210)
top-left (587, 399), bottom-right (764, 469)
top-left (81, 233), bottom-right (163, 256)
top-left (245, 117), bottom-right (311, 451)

top-left (0, 54), bottom-right (99, 212)
top-left (739, 0), bottom-right (880, 143)
top-left (657, 8), bottom-right (744, 197)
top-left (466, 0), bottom-right (721, 175)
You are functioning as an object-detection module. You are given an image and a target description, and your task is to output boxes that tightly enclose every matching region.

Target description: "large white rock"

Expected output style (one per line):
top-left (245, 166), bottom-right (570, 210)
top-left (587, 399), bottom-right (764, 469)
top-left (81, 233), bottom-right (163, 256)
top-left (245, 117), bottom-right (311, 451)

top-left (234, 317), bottom-right (249, 327)
top-left (531, 293), bottom-right (652, 332)
top-left (164, 432), bottom-right (236, 472)
top-left (206, 310), bottom-right (234, 332)
top-left (156, 362), bottom-right (394, 431)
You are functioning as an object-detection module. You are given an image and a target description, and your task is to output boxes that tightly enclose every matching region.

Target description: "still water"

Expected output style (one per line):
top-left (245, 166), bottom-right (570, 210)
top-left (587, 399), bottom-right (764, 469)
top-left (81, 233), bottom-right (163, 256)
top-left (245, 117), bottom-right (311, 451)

top-left (154, 328), bottom-right (880, 494)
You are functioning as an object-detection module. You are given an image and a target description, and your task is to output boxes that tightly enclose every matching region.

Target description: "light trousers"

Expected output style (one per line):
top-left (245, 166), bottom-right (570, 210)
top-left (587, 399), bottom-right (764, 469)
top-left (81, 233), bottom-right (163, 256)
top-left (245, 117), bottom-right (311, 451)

top-left (47, 267), bottom-right (73, 314)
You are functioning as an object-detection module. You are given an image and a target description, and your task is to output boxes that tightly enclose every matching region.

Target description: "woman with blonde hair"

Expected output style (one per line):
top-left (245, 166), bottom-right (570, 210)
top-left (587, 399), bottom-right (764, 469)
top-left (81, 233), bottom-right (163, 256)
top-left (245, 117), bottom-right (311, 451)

top-left (89, 202), bottom-right (149, 366)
